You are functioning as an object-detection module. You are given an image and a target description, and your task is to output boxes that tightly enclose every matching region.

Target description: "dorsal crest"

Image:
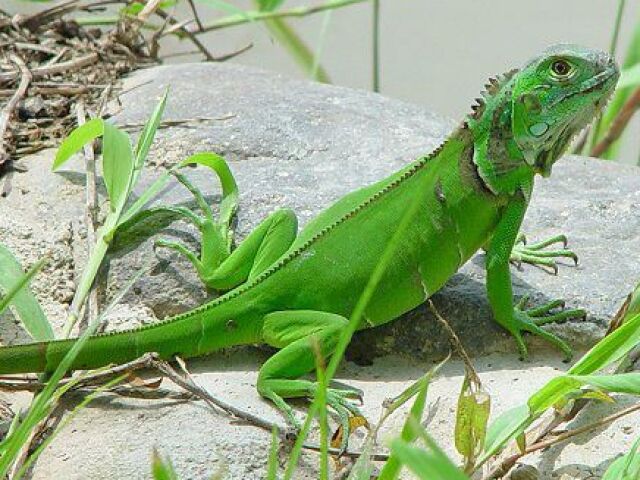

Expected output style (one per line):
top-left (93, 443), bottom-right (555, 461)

top-left (468, 68), bottom-right (519, 120)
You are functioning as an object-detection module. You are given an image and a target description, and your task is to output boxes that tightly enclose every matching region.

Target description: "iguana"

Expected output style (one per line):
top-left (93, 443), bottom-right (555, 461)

top-left (0, 44), bottom-right (619, 430)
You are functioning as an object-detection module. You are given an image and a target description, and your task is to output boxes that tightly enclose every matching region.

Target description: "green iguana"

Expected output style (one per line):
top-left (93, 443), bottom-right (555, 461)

top-left (0, 44), bottom-right (619, 430)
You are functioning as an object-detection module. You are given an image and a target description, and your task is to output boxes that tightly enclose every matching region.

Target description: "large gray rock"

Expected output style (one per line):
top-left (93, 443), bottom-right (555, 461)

top-left (0, 62), bottom-right (638, 479)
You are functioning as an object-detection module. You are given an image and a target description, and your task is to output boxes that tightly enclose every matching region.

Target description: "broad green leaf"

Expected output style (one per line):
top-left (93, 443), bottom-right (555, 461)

top-left (454, 375), bottom-right (490, 468)
top-left (53, 118), bottom-right (103, 171)
top-left (569, 312), bottom-right (640, 375)
top-left (617, 63), bottom-right (640, 89)
top-left (568, 373), bottom-right (640, 396)
top-left (528, 376), bottom-right (582, 414)
top-left (102, 122), bottom-right (134, 213)
top-left (0, 245), bottom-right (52, 341)
top-left (481, 404), bottom-right (529, 461)
top-left (112, 151), bottom-right (239, 249)
top-left (110, 206), bottom-right (191, 253)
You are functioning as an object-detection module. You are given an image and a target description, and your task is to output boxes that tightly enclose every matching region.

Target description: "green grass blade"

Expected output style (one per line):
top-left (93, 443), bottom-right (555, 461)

top-left (603, 436), bottom-right (640, 479)
top-left (266, 426), bottom-right (279, 480)
top-left (257, 0), bottom-right (285, 11)
top-left (311, 8), bottom-right (333, 82)
top-left (617, 63), bottom-right (640, 89)
top-left (482, 313), bottom-right (640, 466)
top-left (197, 0), bottom-right (254, 18)
top-left (53, 118), bottom-right (103, 171)
top-left (378, 369), bottom-right (432, 479)
top-left (285, 138), bottom-right (434, 479)
top-left (134, 89), bottom-right (169, 176)
top-left (0, 246), bottom-right (52, 341)
top-left (0, 257), bottom-right (150, 476)
top-left (594, 13), bottom-right (640, 158)
top-left (567, 372), bottom-right (640, 395)
top-left (259, 15), bottom-right (332, 83)
top-left (389, 428), bottom-right (469, 480)
top-left (116, 171), bottom-right (175, 229)
top-left (151, 450), bottom-right (179, 480)
top-left (372, 0), bottom-right (380, 92)
top-left (14, 375), bottom-right (125, 479)
top-left (569, 312), bottom-right (640, 375)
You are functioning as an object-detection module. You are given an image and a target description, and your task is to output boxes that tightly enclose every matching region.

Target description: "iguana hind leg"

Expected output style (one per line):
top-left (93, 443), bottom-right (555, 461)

top-left (258, 310), bottom-right (363, 451)
top-left (510, 233), bottom-right (578, 274)
top-left (156, 171), bottom-right (298, 290)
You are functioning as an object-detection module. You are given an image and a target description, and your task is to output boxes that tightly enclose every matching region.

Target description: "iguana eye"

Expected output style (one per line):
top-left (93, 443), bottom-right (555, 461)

top-left (550, 59), bottom-right (573, 78)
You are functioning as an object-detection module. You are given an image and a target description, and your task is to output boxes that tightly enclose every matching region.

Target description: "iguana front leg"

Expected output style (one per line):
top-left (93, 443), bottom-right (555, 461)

top-left (510, 233), bottom-right (578, 274)
top-left (257, 310), bottom-right (363, 451)
top-left (486, 192), bottom-right (585, 360)
top-left (156, 172), bottom-right (297, 290)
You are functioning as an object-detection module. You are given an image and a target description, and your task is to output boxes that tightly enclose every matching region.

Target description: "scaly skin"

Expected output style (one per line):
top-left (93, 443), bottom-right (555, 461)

top-left (0, 45), bottom-right (619, 437)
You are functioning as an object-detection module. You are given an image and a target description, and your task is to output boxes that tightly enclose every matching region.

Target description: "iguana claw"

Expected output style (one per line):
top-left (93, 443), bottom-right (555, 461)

top-left (510, 296), bottom-right (586, 361)
top-left (511, 234), bottom-right (578, 274)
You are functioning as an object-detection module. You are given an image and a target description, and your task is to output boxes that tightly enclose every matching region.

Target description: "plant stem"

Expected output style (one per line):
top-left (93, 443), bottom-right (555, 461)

top-left (589, 0), bottom-right (626, 153)
top-left (311, 8), bottom-right (333, 81)
top-left (372, 0), bottom-right (380, 92)
top-left (609, 0), bottom-right (626, 56)
top-left (198, 0), bottom-right (369, 33)
top-left (62, 219), bottom-right (115, 337)
top-left (591, 86), bottom-right (640, 157)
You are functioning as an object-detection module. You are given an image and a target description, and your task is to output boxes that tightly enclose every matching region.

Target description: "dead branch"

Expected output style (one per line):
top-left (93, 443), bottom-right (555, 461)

top-left (0, 54), bottom-right (32, 166)
top-left (591, 87), bottom-right (640, 157)
top-left (0, 53), bottom-right (99, 84)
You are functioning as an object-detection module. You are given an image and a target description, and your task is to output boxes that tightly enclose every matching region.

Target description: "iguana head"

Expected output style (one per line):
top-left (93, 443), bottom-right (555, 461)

top-left (511, 44), bottom-right (619, 177)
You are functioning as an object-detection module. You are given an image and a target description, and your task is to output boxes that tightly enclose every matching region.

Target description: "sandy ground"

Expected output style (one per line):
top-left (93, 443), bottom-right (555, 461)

top-left (4, 348), bottom-right (631, 479)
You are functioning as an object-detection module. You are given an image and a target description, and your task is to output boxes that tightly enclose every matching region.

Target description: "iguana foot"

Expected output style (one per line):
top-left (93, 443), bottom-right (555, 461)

top-left (310, 384), bottom-right (364, 454)
top-left (154, 168), bottom-right (297, 291)
top-left (260, 381), bottom-right (363, 454)
top-left (510, 234), bottom-right (578, 275)
top-left (508, 295), bottom-right (586, 361)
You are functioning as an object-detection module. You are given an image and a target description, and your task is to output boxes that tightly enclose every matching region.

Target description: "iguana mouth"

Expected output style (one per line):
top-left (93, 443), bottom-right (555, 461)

top-left (553, 66), bottom-right (619, 107)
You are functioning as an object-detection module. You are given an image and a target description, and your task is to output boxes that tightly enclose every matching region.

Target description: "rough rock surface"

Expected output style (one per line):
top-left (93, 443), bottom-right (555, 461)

top-left (0, 62), bottom-right (638, 479)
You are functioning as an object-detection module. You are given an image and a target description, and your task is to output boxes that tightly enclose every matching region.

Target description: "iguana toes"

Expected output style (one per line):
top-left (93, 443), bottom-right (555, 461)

top-left (0, 45), bottom-right (619, 432)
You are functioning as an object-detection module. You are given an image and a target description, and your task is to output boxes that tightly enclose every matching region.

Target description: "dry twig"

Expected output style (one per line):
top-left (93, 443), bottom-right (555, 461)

top-left (591, 87), bottom-right (640, 157)
top-left (0, 54), bottom-right (31, 167)
top-left (0, 53), bottom-right (99, 84)
top-left (75, 102), bottom-right (99, 331)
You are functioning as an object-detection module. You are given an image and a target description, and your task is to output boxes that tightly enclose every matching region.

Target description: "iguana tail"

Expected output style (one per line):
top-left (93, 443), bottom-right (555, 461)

top-left (0, 299), bottom-right (258, 374)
